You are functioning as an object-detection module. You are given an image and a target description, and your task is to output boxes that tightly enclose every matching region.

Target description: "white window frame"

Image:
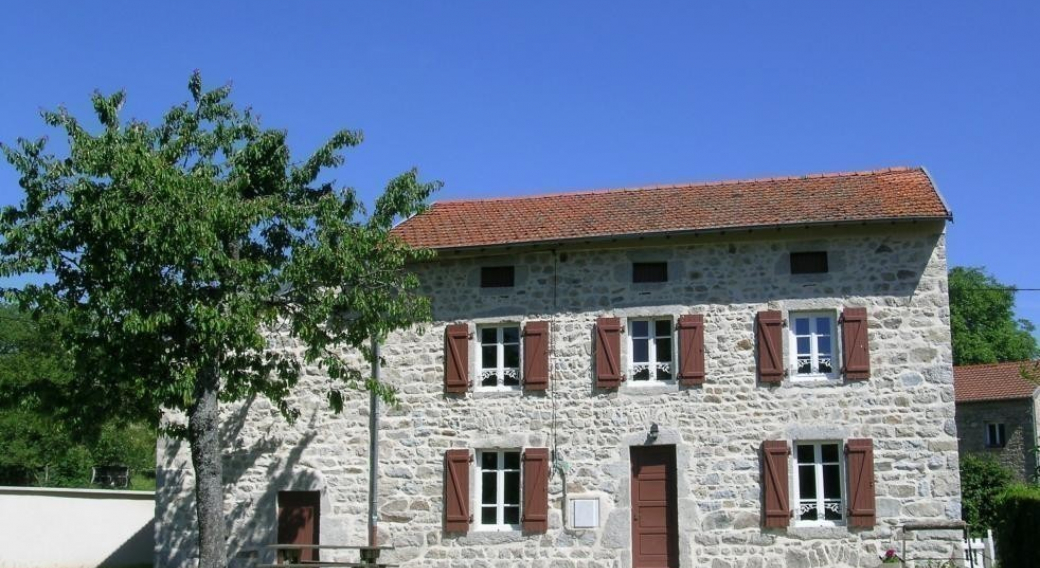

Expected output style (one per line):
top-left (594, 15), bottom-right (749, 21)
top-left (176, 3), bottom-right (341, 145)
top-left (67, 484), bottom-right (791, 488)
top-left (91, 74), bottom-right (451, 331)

top-left (627, 317), bottom-right (675, 384)
top-left (788, 311), bottom-right (839, 380)
top-left (791, 441), bottom-right (846, 527)
top-left (985, 423), bottom-right (1006, 448)
top-left (476, 324), bottom-right (521, 391)
top-left (474, 449), bottom-right (522, 532)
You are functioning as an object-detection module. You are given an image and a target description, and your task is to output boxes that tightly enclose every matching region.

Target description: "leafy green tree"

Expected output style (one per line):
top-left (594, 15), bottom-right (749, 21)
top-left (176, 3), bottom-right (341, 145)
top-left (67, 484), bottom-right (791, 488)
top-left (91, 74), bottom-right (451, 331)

top-left (0, 304), bottom-right (83, 486)
top-left (0, 304), bottom-right (155, 488)
top-left (0, 73), bottom-right (438, 568)
top-left (960, 454), bottom-right (1014, 535)
top-left (949, 266), bottom-right (1039, 365)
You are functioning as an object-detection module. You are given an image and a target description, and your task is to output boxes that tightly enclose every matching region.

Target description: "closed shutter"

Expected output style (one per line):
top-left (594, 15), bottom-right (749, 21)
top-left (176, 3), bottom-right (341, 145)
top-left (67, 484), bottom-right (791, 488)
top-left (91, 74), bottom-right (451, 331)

top-left (594, 317), bottom-right (623, 388)
top-left (845, 438), bottom-right (876, 527)
top-left (444, 449), bottom-right (471, 533)
top-left (841, 308), bottom-right (871, 381)
top-left (677, 314), bottom-right (706, 385)
top-left (761, 440), bottom-right (790, 528)
top-left (523, 321), bottom-right (550, 391)
top-left (522, 448), bottom-right (550, 532)
top-left (756, 311), bottom-right (784, 383)
top-left (444, 323), bottom-right (470, 393)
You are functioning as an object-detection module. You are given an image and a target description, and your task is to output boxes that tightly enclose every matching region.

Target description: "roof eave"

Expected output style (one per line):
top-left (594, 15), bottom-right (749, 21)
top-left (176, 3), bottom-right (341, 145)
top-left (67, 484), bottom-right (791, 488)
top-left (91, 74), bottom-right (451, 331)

top-left (956, 395), bottom-right (1035, 404)
top-left (410, 215), bottom-right (951, 254)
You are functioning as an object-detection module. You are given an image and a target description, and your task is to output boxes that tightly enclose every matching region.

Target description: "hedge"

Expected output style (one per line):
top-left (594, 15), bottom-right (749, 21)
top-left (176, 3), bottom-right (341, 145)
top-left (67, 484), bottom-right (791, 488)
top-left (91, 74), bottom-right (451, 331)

top-left (994, 483), bottom-right (1040, 568)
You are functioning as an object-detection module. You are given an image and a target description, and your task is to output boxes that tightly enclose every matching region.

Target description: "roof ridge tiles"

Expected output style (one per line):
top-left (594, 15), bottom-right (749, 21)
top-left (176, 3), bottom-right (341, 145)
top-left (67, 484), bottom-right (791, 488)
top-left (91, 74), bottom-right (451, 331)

top-left (432, 166), bottom-right (921, 206)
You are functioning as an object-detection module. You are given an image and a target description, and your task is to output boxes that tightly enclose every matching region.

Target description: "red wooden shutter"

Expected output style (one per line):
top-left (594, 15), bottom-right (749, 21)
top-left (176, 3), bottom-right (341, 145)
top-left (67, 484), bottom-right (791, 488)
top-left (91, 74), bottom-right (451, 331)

top-left (522, 448), bottom-right (550, 532)
top-left (523, 321), bottom-right (550, 391)
top-left (756, 311), bottom-right (784, 383)
top-left (677, 314), bottom-right (705, 385)
top-left (846, 438), bottom-right (876, 527)
top-left (444, 449), bottom-right (471, 532)
top-left (444, 323), bottom-right (470, 393)
top-left (761, 440), bottom-right (790, 528)
top-left (841, 307), bottom-right (871, 381)
top-left (594, 317), bottom-right (623, 388)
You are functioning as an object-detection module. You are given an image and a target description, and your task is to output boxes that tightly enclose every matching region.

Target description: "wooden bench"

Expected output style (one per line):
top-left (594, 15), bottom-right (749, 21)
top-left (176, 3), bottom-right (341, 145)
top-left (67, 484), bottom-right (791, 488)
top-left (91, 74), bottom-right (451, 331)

top-left (262, 544), bottom-right (397, 568)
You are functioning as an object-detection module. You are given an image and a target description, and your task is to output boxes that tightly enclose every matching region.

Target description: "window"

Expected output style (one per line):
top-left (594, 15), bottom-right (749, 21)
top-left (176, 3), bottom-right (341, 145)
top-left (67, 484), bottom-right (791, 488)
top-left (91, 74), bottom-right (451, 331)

top-left (790, 251), bottom-right (828, 274)
top-left (477, 450), bottom-right (521, 530)
top-left (985, 423), bottom-right (1006, 448)
top-left (790, 312), bottom-right (837, 379)
top-left (629, 318), bottom-right (673, 382)
top-left (480, 266), bottom-right (515, 288)
top-left (793, 442), bottom-right (845, 525)
top-left (478, 325), bottom-right (520, 389)
top-left (633, 262), bottom-right (668, 283)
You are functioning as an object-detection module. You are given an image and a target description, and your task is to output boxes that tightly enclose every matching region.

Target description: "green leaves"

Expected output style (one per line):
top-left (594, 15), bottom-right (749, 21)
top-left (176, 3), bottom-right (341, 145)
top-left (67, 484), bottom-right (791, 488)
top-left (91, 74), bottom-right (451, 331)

top-left (949, 266), bottom-right (1039, 365)
top-left (0, 72), bottom-right (439, 425)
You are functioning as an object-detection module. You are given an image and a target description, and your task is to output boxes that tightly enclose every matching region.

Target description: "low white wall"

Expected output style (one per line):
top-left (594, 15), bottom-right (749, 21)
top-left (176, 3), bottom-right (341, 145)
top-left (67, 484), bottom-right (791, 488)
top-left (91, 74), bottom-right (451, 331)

top-left (0, 486), bottom-right (154, 568)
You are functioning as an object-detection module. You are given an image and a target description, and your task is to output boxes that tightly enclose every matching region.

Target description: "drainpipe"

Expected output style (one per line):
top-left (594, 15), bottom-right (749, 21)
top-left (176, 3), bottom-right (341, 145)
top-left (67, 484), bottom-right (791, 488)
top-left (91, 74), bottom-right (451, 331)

top-left (368, 337), bottom-right (381, 549)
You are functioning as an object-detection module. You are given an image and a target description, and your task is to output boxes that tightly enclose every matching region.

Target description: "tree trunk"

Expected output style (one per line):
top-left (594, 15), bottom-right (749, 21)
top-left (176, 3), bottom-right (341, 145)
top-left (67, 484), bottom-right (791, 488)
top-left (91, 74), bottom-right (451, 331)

top-left (188, 364), bottom-right (226, 568)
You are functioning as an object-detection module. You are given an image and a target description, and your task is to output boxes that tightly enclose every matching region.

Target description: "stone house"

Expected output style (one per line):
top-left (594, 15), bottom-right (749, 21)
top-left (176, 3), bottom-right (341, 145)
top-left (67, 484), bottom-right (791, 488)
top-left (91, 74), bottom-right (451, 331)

top-left (156, 167), bottom-right (964, 568)
top-left (954, 361), bottom-right (1040, 482)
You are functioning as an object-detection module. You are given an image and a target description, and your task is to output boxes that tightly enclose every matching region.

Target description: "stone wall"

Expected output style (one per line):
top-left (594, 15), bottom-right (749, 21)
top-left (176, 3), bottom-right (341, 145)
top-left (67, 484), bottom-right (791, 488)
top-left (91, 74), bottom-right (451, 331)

top-left (955, 397), bottom-right (1038, 482)
top-left (156, 222), bottom-right (962, 568)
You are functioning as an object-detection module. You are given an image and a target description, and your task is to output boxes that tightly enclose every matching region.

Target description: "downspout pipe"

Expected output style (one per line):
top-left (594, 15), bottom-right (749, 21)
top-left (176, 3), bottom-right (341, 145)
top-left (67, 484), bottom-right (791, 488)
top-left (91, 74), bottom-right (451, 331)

top-left (368, 337), bottom-right (381, 548)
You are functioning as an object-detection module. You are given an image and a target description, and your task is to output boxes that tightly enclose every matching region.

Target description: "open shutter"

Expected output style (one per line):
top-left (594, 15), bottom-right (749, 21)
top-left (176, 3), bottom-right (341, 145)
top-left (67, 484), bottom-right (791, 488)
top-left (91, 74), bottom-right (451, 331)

top-left (522, 448), bottom-right (550, 532)
top-left (845, 438), bottom-right (876, 527)
top-left (761, 440), bottom-right (790, 528)
top-left (523, 321), bottom-right (550, 391)
top-left (594, 317), bottom-right (623, 388)
top-left (841, 308), bottom-right (871, 381)
top-left (756, 311), bottom-right (784, 383)
top-left (444, 323), bottom-right (470, 393)
top-left (444, 449), bottom-right (471, 532)
top-left (677, 314), bottom-right (705, 385)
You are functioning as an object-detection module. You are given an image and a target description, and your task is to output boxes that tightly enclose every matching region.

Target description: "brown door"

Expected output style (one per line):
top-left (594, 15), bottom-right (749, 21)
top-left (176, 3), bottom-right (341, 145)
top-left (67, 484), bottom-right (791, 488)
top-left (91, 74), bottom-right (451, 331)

top-left (631, 445), bottom-right (679, 568)
top-left (278, 491), bottom-right (320, 563)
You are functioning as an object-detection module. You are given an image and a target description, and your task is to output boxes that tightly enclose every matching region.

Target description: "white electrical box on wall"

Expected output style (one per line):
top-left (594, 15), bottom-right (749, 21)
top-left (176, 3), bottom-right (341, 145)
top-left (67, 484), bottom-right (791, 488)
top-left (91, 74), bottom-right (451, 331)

top-left (570, 498), bottom-right (600, 528)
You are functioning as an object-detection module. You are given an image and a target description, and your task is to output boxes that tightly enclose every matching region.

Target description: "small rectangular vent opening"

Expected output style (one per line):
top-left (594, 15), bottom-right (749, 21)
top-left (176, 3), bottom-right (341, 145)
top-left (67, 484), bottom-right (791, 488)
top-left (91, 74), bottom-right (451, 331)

top-left (790, 251), bottom-right (828, 274)
top-left (480, 266), bottom-right (515, 288)
top-left (633, 262), bottom-right (668, 283)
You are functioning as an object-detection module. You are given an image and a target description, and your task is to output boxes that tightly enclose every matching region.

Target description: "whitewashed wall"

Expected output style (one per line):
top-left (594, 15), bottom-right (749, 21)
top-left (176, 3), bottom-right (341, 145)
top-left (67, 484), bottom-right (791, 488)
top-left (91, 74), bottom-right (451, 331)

top-left (0, 487), bottom-right (154, 568)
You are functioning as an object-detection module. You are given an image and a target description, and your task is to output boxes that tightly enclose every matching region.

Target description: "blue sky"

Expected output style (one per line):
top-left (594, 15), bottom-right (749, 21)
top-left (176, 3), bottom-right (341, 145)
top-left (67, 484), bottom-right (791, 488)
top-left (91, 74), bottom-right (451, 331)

top-left (1, 1), bottom-right (1038, 330)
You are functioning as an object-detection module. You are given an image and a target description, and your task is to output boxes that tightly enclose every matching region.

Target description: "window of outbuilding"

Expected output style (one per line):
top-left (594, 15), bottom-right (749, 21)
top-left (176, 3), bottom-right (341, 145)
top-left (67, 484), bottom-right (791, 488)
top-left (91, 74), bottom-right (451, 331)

top-left (985, 423), bottom-right (1006, 448)
top-left (480, 266), bottom-right (515, 288)
top-left (632, 262), bottom-right (668, 283)
top-left (793, 442), bottom-right (845, 525)
top-left (790, 251), bottom-right (829, 274)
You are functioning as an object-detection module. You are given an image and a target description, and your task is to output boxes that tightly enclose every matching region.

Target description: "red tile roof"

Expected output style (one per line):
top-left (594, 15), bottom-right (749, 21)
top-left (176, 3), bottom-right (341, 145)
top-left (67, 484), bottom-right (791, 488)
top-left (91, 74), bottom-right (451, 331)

top-left (391, 167), bottom-right (951, 250)
top-left (955, 361), bottom-right (1040, 403)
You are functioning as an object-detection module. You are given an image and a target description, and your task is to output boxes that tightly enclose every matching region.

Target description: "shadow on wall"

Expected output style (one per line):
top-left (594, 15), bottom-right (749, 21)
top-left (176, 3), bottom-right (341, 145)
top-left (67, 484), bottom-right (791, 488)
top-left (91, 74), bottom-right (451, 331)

top-left (100, 518), bottom-right (155, 568)
top-left (157, 395), bottom-right (321, 568)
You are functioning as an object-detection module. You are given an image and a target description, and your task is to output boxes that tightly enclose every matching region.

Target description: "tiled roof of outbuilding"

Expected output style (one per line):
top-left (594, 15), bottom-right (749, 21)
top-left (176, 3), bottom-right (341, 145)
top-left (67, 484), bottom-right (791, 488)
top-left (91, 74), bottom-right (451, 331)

top-left (391, 167), bottom-right (951, 250)
top-left (954, 361), bottom-right (1040, 403)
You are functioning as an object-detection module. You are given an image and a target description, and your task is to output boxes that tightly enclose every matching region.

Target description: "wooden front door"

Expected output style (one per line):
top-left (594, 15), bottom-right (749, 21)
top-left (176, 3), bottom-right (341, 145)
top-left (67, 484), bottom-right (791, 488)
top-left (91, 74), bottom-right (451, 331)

top-left (631, 445), bottom-right (679, 568)
top-left (278, 491), bottom-right (320, 563)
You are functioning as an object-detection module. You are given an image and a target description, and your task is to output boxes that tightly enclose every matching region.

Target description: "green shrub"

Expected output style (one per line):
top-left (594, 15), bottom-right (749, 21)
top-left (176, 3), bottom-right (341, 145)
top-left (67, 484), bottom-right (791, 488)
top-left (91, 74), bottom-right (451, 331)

top-left (959, 454), bottom-right (1014, 535)
top-left (994, 484), bottom-right (1040, 568)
